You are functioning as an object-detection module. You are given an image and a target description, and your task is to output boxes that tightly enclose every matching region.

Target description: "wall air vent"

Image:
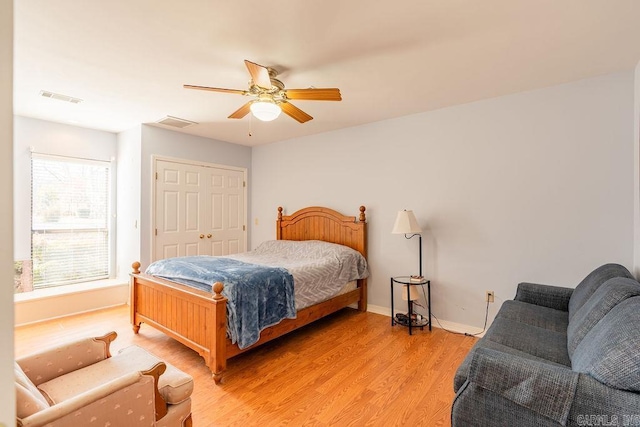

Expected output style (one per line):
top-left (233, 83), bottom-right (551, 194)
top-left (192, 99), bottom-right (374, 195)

top-left (39, 90), bottom-right (83, 104)
top-left (156, 116), bottom-right (198, 128)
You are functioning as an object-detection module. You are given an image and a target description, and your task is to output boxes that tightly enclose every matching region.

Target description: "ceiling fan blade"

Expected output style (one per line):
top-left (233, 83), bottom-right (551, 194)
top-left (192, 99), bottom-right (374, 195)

top-left (228, 102), bottom-right (253, 119)
top-left (285, 88), bottom-right (342, 101)
top-left (280, 102), bottom-right (313, 123)
top-left (244, 60), bottom-right (272, 90)
top-left (184, 85), bottom-right (248, 95)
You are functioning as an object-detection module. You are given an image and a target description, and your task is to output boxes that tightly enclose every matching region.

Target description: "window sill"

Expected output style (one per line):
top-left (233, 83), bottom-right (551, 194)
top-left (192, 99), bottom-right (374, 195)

top-left (14, 278), bottom-right (127, 303)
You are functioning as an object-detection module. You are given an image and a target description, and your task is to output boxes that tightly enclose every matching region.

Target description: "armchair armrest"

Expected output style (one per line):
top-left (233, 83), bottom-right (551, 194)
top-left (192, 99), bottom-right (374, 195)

top-left (18, 363), bottom-right (167, 427)
top-left (465, 347), bottom-right (579, 425)
top-left (16, 331), bottom-right (117, 386)
top-left (515, 282), bottom-right (573, 311)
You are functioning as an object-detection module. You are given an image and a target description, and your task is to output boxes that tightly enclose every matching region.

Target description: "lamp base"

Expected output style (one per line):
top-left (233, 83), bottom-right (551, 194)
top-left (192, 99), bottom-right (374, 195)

top-left (394, 313), bottom-right (429, 328)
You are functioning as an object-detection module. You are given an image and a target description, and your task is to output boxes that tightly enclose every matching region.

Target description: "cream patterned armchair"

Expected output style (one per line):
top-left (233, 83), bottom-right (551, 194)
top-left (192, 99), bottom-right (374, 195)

top-left (15, 331), bottom-right (193, 427)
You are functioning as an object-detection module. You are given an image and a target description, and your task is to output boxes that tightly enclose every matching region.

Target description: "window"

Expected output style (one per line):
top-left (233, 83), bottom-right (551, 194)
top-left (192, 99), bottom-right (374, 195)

top-left (31, 154), bottom-right (112, 289)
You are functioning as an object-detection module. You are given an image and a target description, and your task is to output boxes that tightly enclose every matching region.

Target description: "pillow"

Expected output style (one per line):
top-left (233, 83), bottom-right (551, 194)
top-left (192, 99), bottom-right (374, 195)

top-left (252, 240), bottom-right (369, 280)
top-left (253, 239), bottom-right (360, 258)
top-left (568, 263), bottom-right (633, 320)
top-left (567, 277), bottom-right (640, 359)
top-left (571, 297), bottom-right (640, 392)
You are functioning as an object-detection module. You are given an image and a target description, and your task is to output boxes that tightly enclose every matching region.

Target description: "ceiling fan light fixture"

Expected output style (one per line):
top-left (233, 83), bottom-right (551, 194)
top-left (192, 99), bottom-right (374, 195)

top-left (250, 100), bottom-right (281, 121)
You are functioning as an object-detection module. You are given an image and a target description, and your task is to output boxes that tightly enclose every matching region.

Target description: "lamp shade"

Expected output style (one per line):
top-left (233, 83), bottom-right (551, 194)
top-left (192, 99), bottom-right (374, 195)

top-left (250, 100), bottom-right (281, 121)
top-left (402, 284), bottom-right (420, 301)
top-left (392, 210), bottom-right (422, 234)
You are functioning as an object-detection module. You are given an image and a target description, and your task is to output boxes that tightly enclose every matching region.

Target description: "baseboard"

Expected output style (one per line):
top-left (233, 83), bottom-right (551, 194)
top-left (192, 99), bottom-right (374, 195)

top-left (367, 303), bottom-right (487, 337)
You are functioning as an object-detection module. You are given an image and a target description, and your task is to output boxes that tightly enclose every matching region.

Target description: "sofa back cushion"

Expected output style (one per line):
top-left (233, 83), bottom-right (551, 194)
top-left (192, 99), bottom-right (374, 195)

top-left (571, 297), bottom-right (640, 392)
top-left (568, 263), bottom-right (633, 320)
top-left (15, 362), bottom-right (49, 418)
top-left (567, 277), bottom-right (640, 359)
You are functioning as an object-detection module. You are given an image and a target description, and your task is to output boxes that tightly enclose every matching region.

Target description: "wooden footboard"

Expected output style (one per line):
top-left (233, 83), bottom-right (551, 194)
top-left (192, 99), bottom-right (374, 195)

top-left (131, 205), bottom-right (367, 383)
top-left (130, 266), bottom-right (367, 382)
top-left (130, 263), bottom-right (228, 382)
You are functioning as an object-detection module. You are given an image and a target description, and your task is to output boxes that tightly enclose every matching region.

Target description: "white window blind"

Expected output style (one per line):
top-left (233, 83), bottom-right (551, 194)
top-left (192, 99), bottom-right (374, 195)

top-left (31, 154), bottom-right (111, 288)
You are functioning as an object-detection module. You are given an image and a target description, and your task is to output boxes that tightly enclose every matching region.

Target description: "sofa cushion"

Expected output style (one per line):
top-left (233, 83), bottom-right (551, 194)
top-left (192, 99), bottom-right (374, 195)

top-left (567, 277), bottom-right (640, 359)
top-left (38, 345), bottom-right (193, 406)
top-left (483, 318), bottom-right (571, 366)
top-left (568, 263), bottom-right (633, 321)
top-left (496, 300), bottom-right (569, 333)
top-left (572, 297), bottom-right (640, 392)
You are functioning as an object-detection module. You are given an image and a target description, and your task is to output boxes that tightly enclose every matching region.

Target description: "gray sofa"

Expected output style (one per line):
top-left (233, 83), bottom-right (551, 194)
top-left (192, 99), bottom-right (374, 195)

top-left (452, 263), bottom-right (640, 427)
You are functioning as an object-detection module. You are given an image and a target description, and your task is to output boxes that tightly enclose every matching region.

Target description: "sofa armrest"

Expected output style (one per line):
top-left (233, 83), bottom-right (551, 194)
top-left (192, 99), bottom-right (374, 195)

top-left (515, 282), bottom-right (573, 311)
top-left (18, 363), bottom-right (167, 427)
top-left (16, 331), bottom-right (117, 386)
top-left (463, 347), bottom-right (579, 425)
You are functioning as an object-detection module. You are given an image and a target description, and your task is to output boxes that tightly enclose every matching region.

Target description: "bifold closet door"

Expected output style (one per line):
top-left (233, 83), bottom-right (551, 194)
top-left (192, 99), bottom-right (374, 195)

top-left (154, 159), bottom-right (246, 260)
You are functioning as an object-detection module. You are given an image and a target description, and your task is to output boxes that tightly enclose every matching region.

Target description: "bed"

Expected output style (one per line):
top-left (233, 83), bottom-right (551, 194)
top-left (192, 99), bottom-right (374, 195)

top-left (130, 205), bottom-right (368, 383)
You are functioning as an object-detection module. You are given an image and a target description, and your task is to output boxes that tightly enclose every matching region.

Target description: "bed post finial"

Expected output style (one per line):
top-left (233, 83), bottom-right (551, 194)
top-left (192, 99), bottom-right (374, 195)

top-left (212, 282), bottom-right (225, 300)
top-left (359, 206), bottom-right (366, 223)
top-left (277, 206), bottom-right (283, 220)
top-left (132, 261), bottom-right (141, 274)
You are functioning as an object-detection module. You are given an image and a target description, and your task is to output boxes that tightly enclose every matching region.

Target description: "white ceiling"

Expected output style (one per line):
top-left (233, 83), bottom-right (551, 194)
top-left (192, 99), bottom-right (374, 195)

top-left (13, 1), bottom-right (640, 147)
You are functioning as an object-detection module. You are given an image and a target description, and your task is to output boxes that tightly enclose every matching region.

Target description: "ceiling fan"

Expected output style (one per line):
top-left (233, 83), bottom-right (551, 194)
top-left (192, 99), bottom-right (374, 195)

top-left (184, 60), bottom-right (341, 123)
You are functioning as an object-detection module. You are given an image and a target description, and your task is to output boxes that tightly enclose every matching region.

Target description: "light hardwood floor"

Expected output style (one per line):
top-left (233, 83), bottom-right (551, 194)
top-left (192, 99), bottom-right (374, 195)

top-left (15, 305), bottom-right (476, 427)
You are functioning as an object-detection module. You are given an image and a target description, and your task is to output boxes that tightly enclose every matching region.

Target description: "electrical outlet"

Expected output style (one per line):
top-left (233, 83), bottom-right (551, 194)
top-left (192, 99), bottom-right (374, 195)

top-left (486, 290), bottom-right (495, 303)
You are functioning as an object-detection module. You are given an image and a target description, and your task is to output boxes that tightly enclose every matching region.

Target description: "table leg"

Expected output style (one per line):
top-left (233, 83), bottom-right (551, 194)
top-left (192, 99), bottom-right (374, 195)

top-left (428, 280), bottom-right (432, 331)
top-left (390, 278), bottom-right (395, 326)
top-left (407, 285), bottom-right (413, 335)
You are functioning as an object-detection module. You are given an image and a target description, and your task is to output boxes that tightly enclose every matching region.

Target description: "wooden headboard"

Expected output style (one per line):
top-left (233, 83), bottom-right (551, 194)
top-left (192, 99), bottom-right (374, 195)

top-left (276, 206), bottom-right (367, 258)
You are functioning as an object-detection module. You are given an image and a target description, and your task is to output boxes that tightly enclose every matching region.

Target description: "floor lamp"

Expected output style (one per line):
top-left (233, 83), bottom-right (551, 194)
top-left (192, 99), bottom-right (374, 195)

top-left (392, 209), bottom-right (423, 278)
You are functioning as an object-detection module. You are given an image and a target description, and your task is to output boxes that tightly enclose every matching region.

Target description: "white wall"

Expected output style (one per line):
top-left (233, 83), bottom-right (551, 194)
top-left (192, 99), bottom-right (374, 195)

top-left (1, 0), bottom-right (14, 422)
top-left (116, 126), bottom-right (142, 280)
top-left (138, 125), bottom-right (252, 268)
top-left (252, 72), bottom-right (635, 330)
top-left (634, 61), bottom-right (640, 276)
top-left (12, 117), bottom-right (126, 324)
top-left (13, 116), bottom-right (118, 260)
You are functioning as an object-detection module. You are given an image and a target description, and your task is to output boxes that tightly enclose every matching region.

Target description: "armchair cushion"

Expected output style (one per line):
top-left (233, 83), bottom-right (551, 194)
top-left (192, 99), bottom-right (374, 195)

top-left (117, 345), bottom-right (193, 405)
top-left (37, 345), bottom-right (193, 406)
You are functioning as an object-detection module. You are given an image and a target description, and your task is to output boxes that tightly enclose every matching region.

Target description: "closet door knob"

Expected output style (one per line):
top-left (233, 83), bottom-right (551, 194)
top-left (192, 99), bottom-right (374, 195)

top-left (199, 234), bottom-right (204, 239)
top-left (207, 234), bottom-right (212, 238)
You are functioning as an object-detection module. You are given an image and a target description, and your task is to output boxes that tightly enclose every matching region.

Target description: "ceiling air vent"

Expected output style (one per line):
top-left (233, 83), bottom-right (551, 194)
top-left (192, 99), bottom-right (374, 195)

top-left (39, 90), bottom-right (83, 104)
top-left (156, 116), bottom-right (198, 129)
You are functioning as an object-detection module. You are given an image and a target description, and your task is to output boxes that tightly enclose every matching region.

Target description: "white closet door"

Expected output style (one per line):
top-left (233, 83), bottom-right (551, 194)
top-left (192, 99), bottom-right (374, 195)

top-left (154, 159), bottom-right (246, 261)
top-left (207, 167), bottom-right (245, 256)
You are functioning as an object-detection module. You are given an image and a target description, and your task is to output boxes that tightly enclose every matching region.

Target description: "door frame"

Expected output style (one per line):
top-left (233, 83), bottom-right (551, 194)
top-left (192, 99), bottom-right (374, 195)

top-left (150, 155), bottom-right (248, 261)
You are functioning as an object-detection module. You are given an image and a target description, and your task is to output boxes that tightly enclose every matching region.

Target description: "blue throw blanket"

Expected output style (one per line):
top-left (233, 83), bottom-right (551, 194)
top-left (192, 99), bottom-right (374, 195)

top-left (146, 256), bottom-right (296, 349)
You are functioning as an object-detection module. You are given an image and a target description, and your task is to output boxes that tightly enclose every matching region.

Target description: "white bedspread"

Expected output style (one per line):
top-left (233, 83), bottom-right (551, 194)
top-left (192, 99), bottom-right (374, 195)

top-left (227, 240), bottom-right (369, 310)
